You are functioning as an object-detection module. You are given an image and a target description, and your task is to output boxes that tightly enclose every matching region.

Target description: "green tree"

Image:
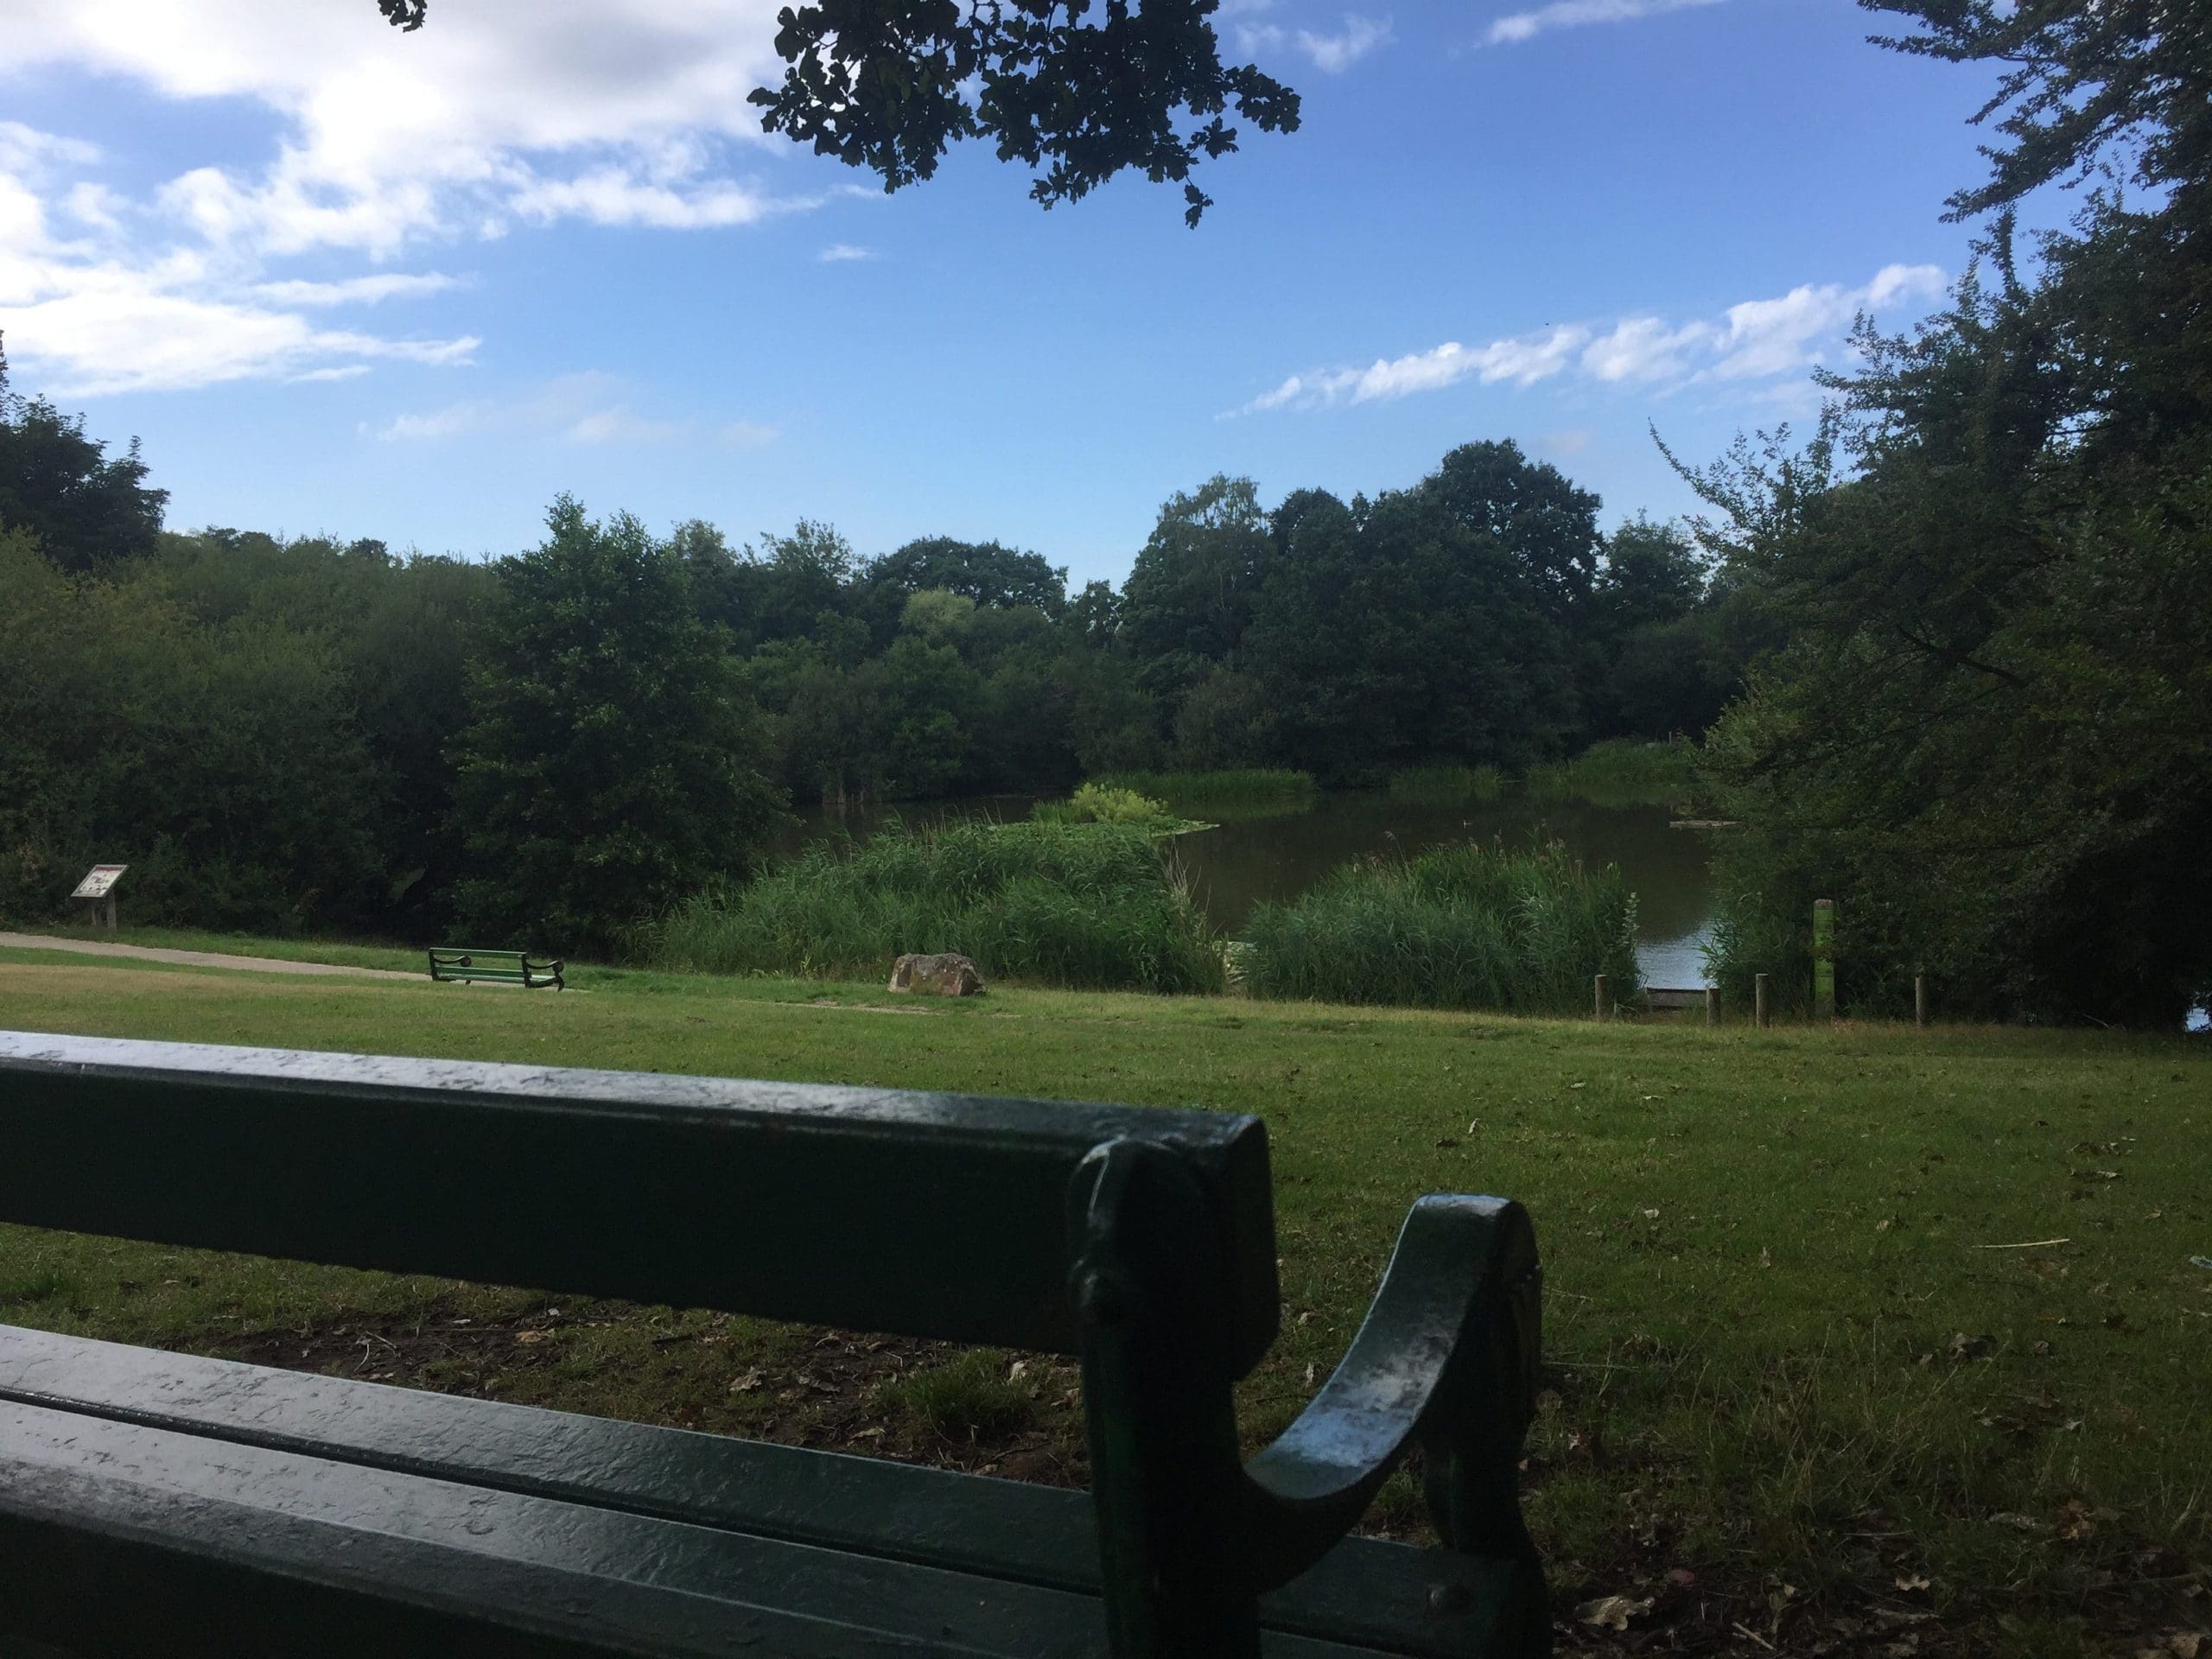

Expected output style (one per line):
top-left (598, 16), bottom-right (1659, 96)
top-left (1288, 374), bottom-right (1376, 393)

top-left (450, 498), bottom-right (785, 955)
top-left (1119, 474), bottom-right (1274, 668)
top-left (0, 340), bottom-right (167, 575)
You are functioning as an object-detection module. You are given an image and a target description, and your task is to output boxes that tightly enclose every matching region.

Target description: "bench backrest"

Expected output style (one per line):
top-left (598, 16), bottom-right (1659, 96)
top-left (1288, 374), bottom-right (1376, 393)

top-left (0, 1033), bottom-right (1280, 1372)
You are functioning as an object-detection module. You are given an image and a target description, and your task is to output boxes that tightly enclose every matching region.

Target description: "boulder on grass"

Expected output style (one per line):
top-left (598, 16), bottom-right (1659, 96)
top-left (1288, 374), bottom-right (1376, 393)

top-left (887, 952), bottom-right (986, 996)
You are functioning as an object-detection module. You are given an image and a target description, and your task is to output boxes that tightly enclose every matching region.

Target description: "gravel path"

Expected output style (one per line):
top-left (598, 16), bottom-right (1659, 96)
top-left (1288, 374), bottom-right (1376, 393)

top-left (0, 932), bottom-right (422, 981)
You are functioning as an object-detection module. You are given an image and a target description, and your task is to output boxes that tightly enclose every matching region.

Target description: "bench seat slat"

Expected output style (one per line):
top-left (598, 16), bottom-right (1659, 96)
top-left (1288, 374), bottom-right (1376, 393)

top-left (0, 1326), bottom-right (1514, 1657)
top-left (0, 1395), bottom-right (1394, 1658)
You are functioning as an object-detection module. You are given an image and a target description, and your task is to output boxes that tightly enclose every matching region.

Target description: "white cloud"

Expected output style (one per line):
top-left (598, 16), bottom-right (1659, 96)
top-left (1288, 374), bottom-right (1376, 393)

top-left (6, 2), bottom-right (800, 258)
top-left (1297, 15), bottom-right (1392, 71)
top-left (0, 3), bottom-right (836, 393)
top-left (818, 243), bottom-right (876, 262)
top-left (0, 124), bottom-right (480, 394)
top-left (1485, 0), bottom-right (1726, 47)
top-left (372, 373), bottom-right (774, 450)
top-left (251, 272), bottom-right (462, 306)
top-left (1580, 316), bottom-right (1714, 383)
top-left (1231, 263), bottom-right (1948, 415)
top-left (1236, 10), bottom-right (1391, 71)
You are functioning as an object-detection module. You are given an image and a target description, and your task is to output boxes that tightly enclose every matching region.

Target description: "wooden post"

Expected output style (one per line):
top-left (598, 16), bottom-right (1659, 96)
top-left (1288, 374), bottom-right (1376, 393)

top-left (1754, 973), bottom-right (1770, 1029)
top-left (104, 894), bottom-right (118, 933)
top-left (1914, 975), bottom-right (1928, 1027)
top-left (1593, 974), bottom-right (1611, 1020)
top-left (1812, 899), bottom-right (1835, 1021)
top-left (1705, 986), bottom-right (1719, 1027)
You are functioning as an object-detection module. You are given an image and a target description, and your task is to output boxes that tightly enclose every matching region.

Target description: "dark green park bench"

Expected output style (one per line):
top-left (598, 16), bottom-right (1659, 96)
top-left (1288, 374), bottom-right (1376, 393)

top-left (429, 945), bottom-right (565, 989)
top-left (0, 1030), bottom-right (1549, 1658)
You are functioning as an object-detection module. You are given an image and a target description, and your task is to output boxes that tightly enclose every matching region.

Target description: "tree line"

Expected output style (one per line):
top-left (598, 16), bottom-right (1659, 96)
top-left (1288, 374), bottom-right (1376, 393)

top-left (0, 352), bottom-right (1736, 953)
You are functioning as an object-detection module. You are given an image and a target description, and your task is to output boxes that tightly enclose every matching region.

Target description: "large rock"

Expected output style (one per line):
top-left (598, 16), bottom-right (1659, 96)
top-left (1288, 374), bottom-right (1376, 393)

top-left (887, 952), bottom-right (986, 996)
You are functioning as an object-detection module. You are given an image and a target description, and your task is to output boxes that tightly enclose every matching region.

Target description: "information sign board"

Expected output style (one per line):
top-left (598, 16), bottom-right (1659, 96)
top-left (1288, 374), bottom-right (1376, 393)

top-left (70, 865), bottom-right (127, 900)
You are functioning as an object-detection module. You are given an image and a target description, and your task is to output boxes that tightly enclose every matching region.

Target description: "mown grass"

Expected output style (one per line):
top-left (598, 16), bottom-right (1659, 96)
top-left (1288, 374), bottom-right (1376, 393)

top-left (1, 956), bottom-right (2207, 1654)
top-left (1526, 738), bottom-right (1698, 807)
top-left (1093, 767), bottom-right (1318, 815)
top-left (1388, 763), bottom-right (1506, 804)
top-left (1243, 839), bottom-right (1643, 1015)
top-left (642, 819), bottom-right (1224, 994)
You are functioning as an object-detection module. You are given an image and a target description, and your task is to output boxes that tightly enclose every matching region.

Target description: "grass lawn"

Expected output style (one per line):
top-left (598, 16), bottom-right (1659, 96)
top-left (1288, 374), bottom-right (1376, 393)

top-left (1, 950), bottom-right (2207, 1655)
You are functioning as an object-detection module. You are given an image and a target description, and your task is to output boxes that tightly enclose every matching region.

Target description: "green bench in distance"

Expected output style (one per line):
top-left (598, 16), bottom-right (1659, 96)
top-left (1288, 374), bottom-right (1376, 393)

top-left (0, 1031), bottom-right (1549, 1658)
top-left (428, 945), bottom-right (564, 989)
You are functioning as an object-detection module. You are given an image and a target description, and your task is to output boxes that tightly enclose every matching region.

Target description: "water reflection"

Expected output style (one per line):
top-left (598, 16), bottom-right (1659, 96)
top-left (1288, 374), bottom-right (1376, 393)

top-left (773, 790), bottom-right (1717, 988)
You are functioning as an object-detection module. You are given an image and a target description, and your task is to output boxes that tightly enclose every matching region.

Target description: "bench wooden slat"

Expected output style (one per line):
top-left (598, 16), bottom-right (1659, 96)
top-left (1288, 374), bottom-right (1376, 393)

top-left (0, 1396), bottom-right (1400, 1657)
top-left (0, 1325), bottom-right (1522, 1657)
top-left (0, 1033), bottom-right (1277, 1370)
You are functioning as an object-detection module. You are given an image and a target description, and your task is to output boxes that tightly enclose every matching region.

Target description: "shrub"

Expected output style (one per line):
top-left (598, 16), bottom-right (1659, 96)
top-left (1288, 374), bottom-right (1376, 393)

top-left (1092, 768), bottom-right (1316, 813)
top-left (1243, 838), bottom-right (1641, 1014)
top-left (1029, 783), bottom-right (1174, 826)
top-left (1388, 765), bottom-right (1504, 804)
top-left (645, 819), bottom-right (1224, 994)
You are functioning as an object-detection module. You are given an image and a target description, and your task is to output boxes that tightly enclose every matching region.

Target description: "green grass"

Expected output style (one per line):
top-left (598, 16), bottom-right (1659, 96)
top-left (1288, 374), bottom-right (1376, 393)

top-left (1243, 839), bottom-right (1643, 1015)
top-left (1092, 768), bottom-right (1318, 816)
top-left (1387, 764), bottom-right (1505, 804)
top-left (1525, 738), bottom-right (1698, 807)
top-left (874, 1349), bottom-right (1036, 1441)
top-left (1, 954), bottom-right (2207, 1653)
top-left (643, 819), bottom-right (1224, 994)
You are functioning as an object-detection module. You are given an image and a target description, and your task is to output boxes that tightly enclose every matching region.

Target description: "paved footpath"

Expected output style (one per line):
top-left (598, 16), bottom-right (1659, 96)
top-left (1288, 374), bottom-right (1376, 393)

top-left (0, 932), bottom-right (420, 981)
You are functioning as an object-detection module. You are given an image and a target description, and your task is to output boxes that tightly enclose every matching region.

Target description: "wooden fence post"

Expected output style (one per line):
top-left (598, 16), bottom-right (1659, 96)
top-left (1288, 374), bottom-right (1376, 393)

top-left (1593, 974), bottom-right (1612, 1020)
top-left (1754, 973), bottom-right (1770, 1029)
top-left (1705, 987), bottom-right (1719, 1027)
top-left (1812, 899), bottom-right (1835, 1021)
top-left (1914, 975), bottom-right (1928, 1028)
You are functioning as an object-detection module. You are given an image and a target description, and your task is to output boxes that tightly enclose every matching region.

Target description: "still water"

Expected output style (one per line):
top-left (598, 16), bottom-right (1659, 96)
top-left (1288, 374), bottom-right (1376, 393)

top-left (772, 791), bottom-right (1717, 988)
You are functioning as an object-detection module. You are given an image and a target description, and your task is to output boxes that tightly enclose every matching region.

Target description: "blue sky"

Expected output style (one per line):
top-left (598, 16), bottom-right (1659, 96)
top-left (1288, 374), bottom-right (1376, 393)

top-left (3, 0), bottom-right (2019, 586)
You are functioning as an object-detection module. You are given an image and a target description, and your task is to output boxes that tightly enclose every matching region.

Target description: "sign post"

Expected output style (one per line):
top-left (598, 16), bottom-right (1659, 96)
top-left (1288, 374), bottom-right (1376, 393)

top-left (70, 865), bottom-right (128, 932)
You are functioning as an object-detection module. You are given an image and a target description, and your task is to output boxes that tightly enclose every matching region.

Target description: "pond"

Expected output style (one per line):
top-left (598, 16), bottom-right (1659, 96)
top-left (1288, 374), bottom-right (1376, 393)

top-left (772, 791), bottom-right (1718, 988)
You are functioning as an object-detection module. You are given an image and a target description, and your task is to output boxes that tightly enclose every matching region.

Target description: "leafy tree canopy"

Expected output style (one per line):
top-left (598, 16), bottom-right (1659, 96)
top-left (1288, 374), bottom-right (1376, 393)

top-left (0, 338), bottom-right (167, 575)
top-left (377, 0), bottom-right (1299, 224)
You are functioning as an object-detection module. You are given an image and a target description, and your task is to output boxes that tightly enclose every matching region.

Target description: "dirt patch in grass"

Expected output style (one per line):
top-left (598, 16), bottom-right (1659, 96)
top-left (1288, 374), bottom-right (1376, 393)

top-left (200, 1296), bottom-right (1090, 1488)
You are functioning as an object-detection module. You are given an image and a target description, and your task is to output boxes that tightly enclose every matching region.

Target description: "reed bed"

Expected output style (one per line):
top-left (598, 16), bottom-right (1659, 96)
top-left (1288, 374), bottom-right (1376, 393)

top-left (1524, 739), bottom-right (1694, 807)
top-left (1386, 764), bottom-right (1505, 804)
top-left (646, 820), bottom-right (1224, 994)
top-left (1242, 838), bottom-right (1641, 1014)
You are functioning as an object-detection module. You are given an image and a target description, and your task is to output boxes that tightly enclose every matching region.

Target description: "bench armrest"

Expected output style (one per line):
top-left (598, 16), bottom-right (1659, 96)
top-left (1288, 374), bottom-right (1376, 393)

top-left (1239, 1195), bottom-right (1541, 1588)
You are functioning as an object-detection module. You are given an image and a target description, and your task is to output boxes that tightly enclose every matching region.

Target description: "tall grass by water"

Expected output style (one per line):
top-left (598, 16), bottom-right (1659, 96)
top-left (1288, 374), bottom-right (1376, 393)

top-left (1243, 838), bottom-right (1641, 1014)
top-left (1092, 768), bottom-right (1316, 814)
top-left (1387, 764), bottom-right (1504, 804)
top-left (1525, 738), bottom-right (1694, 807)
top-left (646, 820), bottom-right (1224, 994)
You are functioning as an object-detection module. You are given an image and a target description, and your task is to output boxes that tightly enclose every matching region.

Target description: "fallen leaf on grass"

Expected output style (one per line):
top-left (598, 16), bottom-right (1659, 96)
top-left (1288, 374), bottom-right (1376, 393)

top-left (1575, 1594), bottom-right (1653, 1630)
top-left (728, 1368), bottom-right (765, 1394)
top-left (512, 1329), bottom-right (545, 1346)
top-left (1895, 1573), bottom-right (1930, 1592)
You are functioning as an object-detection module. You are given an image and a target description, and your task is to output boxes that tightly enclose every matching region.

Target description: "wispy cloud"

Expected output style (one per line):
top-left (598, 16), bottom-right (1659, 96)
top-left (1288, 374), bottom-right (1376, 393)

top-left (370, 372), bottom-right (777, 449)
top-left (251, 272), bottom-right (463, 307)
top-left (1236, 10), bottom-right (1392, 72)
top-left (1485, 0), bottom-right (1725, 48)
top-left (818, 243), bottom-right (875, 263)
top-left (1230, 263), bottom-right (1947, 415)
